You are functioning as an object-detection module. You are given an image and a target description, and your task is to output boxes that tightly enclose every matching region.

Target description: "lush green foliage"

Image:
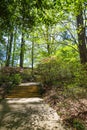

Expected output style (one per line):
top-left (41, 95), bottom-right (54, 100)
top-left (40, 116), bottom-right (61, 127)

top-left (0, 73), bottom-right (21, 86)
top-left (10, 74), bottom-right (22, 85)
top-left (0, 67), bottom-right (22, 95)
top-left (73, 119), bottom-right (85, 130)
top-left (37, 55), bottom-right (77, 85)
top-left (0, 1), bottom-right (87, 128)
top-left (0, 0), bottom-right (86, 67)
top-left (75, 64), bottom-right (87, 88)
top-left (21, 68), bottom-right (35, 82)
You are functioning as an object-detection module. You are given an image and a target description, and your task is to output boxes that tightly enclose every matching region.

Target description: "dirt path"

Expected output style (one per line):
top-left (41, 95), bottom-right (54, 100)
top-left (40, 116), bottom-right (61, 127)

top-left (0, 98), bottom-right (66, 130)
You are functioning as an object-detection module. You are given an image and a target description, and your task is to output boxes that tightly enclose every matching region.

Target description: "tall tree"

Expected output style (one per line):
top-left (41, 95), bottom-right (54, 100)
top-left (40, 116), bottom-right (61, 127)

top-left (76, 2), bottom-right (87, 64)
top-left (19, 0), bottom-right (37, 67)
top-left (6, 31), bottom-right (13, 66)
top-left (12, 28), bottom-right (17, 66)
top-left (54, 0), bottom-right (87, 64)
top-left (31, 38), bottom-right (34, 72)
top-left (20, 30), bottom-right (25, 68)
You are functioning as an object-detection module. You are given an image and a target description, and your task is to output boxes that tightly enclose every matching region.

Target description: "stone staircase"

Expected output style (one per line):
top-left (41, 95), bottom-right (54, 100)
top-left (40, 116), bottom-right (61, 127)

top-left (6, 82), bottom-right (42, 98)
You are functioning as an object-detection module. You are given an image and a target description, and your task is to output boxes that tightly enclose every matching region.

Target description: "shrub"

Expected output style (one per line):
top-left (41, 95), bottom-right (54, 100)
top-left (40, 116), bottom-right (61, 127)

top-left (21, 69), bottom-right (35, 82)
top-left (0, 68), bottom-right (22, 86)
top-left (37, 56), bottom-right (75, 85)
top-left (10, 74), bottom-right (22, 85)
top-left (73, 119), bottom-right (85, 130)
top-left (0, 68), bottom-right (22, 96)
top-left (0, 74), bottom-right (10, 85)
top-left (75, 64), bottom-right (87, 88)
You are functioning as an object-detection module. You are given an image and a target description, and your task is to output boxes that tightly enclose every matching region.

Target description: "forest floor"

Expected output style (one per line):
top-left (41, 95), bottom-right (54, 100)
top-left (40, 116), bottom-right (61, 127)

top-left (0, 98), bottom-right (67, 130)
top-left (43, 87), bottom-right (87, 130)
top-left (0, 81), bottom-right (87, 130)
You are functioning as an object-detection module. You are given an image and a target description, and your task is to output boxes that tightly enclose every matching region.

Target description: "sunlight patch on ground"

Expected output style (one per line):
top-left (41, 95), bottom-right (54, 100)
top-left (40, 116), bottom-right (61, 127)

top-left (18, 82), bottom-right (41, 86)
top-left (6, 98), bottom-right (43, 104)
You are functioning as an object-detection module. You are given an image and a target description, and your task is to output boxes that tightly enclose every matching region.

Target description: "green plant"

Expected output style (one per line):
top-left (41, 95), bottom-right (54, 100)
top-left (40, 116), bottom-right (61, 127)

top-left (73, 119), bottom-right (85, 130)
top-left (75, 64), bottom-right (87, 89)
top-left (11, 74), bottom-right (22, 85)
top-left (0, 69), bottom-right (22, 97)
top-left (21, 69), bottom-right (35, 82)
top-left (37, 56), bottom-right (75, 85)
top-left (0, 74), bottom-right (10, 85)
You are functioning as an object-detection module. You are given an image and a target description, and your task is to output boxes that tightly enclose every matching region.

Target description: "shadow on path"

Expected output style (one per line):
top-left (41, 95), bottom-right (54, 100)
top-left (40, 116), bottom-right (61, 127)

top-left (0, 98), bottom-right (64, 130)
top-left (0, 98), bottom-right (43, 130)
top-left (0, 99), bottom-right (11, 126)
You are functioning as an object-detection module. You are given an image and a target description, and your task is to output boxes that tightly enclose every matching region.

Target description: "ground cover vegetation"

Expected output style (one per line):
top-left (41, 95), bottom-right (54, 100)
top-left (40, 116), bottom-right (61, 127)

top-left (0, 0), bottom-right (87, 129)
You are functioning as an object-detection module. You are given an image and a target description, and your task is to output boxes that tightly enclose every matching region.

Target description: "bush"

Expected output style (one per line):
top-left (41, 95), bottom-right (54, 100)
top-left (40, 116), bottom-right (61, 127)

top-left (10, 74), bottom-right (22, 85)
top-left (21, 69), bottom-right (36, 82)
top-left (0, 67), bottom-right (22, 86)
top-left (0, 68), bottom-right (22, 96)
top-left (73, 119), bottom-right (85, 130)
top-left (75, 64), bottom-right (87, 88)
top-left (37, 56), bottom-right (75, 85)
top-left (0, 74), bottom-right (10, 85)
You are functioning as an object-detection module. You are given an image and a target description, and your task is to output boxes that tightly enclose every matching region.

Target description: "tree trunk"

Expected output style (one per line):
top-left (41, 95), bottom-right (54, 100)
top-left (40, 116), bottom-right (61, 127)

top-left (31, 41), bottom-right (34, 72)
top-left (46, 26), bottom-right (50, 55)
top-left (77, 9), bottom-right (87, 64)
top-left (6, 32), bottom-right (13, 66)
top-left (12, 31), bottom-right (16, 66)
top-left (20, 31), bottom-right (25, 68)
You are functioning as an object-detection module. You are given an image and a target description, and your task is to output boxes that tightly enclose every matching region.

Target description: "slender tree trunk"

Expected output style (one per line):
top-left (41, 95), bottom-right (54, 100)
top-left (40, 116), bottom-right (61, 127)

top-left (46, 26), bottom-right (50, 55)
top-left (47, 44), bottom-right (50, 55)
top-left (20, 31), bottom-right (25, 68)
top-left (6, 32), bottom-right (13, 66)
top-left (31, 41), bottom-right (34, 72)
top-left (6, 35), bottom-right (9, 62)
top-left (77, 8), bottom-right (87, 64)
top-left (12, 31), bottom-right (16, 66)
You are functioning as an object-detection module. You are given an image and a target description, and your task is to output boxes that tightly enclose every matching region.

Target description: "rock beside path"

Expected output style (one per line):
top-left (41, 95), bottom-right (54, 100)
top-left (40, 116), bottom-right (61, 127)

top-left (0, 98), bottom-right (66, 130)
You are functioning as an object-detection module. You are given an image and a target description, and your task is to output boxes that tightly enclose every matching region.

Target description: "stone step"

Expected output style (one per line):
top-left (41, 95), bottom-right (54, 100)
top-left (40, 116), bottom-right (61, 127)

top-left (10, 90), bottom-right (40, 94)
top-left (8, 91), bottom-right (40, 95)
top-left (10, 88), bottom-right (40, 92)
top-left (6, 91), bottom-right (41, 98)
top-left (6, 93), bottom-right (41, 98)
top-left (6, 82), bottom-right (42, 98)
top-left (10, 86), bottom-right (40, 91)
